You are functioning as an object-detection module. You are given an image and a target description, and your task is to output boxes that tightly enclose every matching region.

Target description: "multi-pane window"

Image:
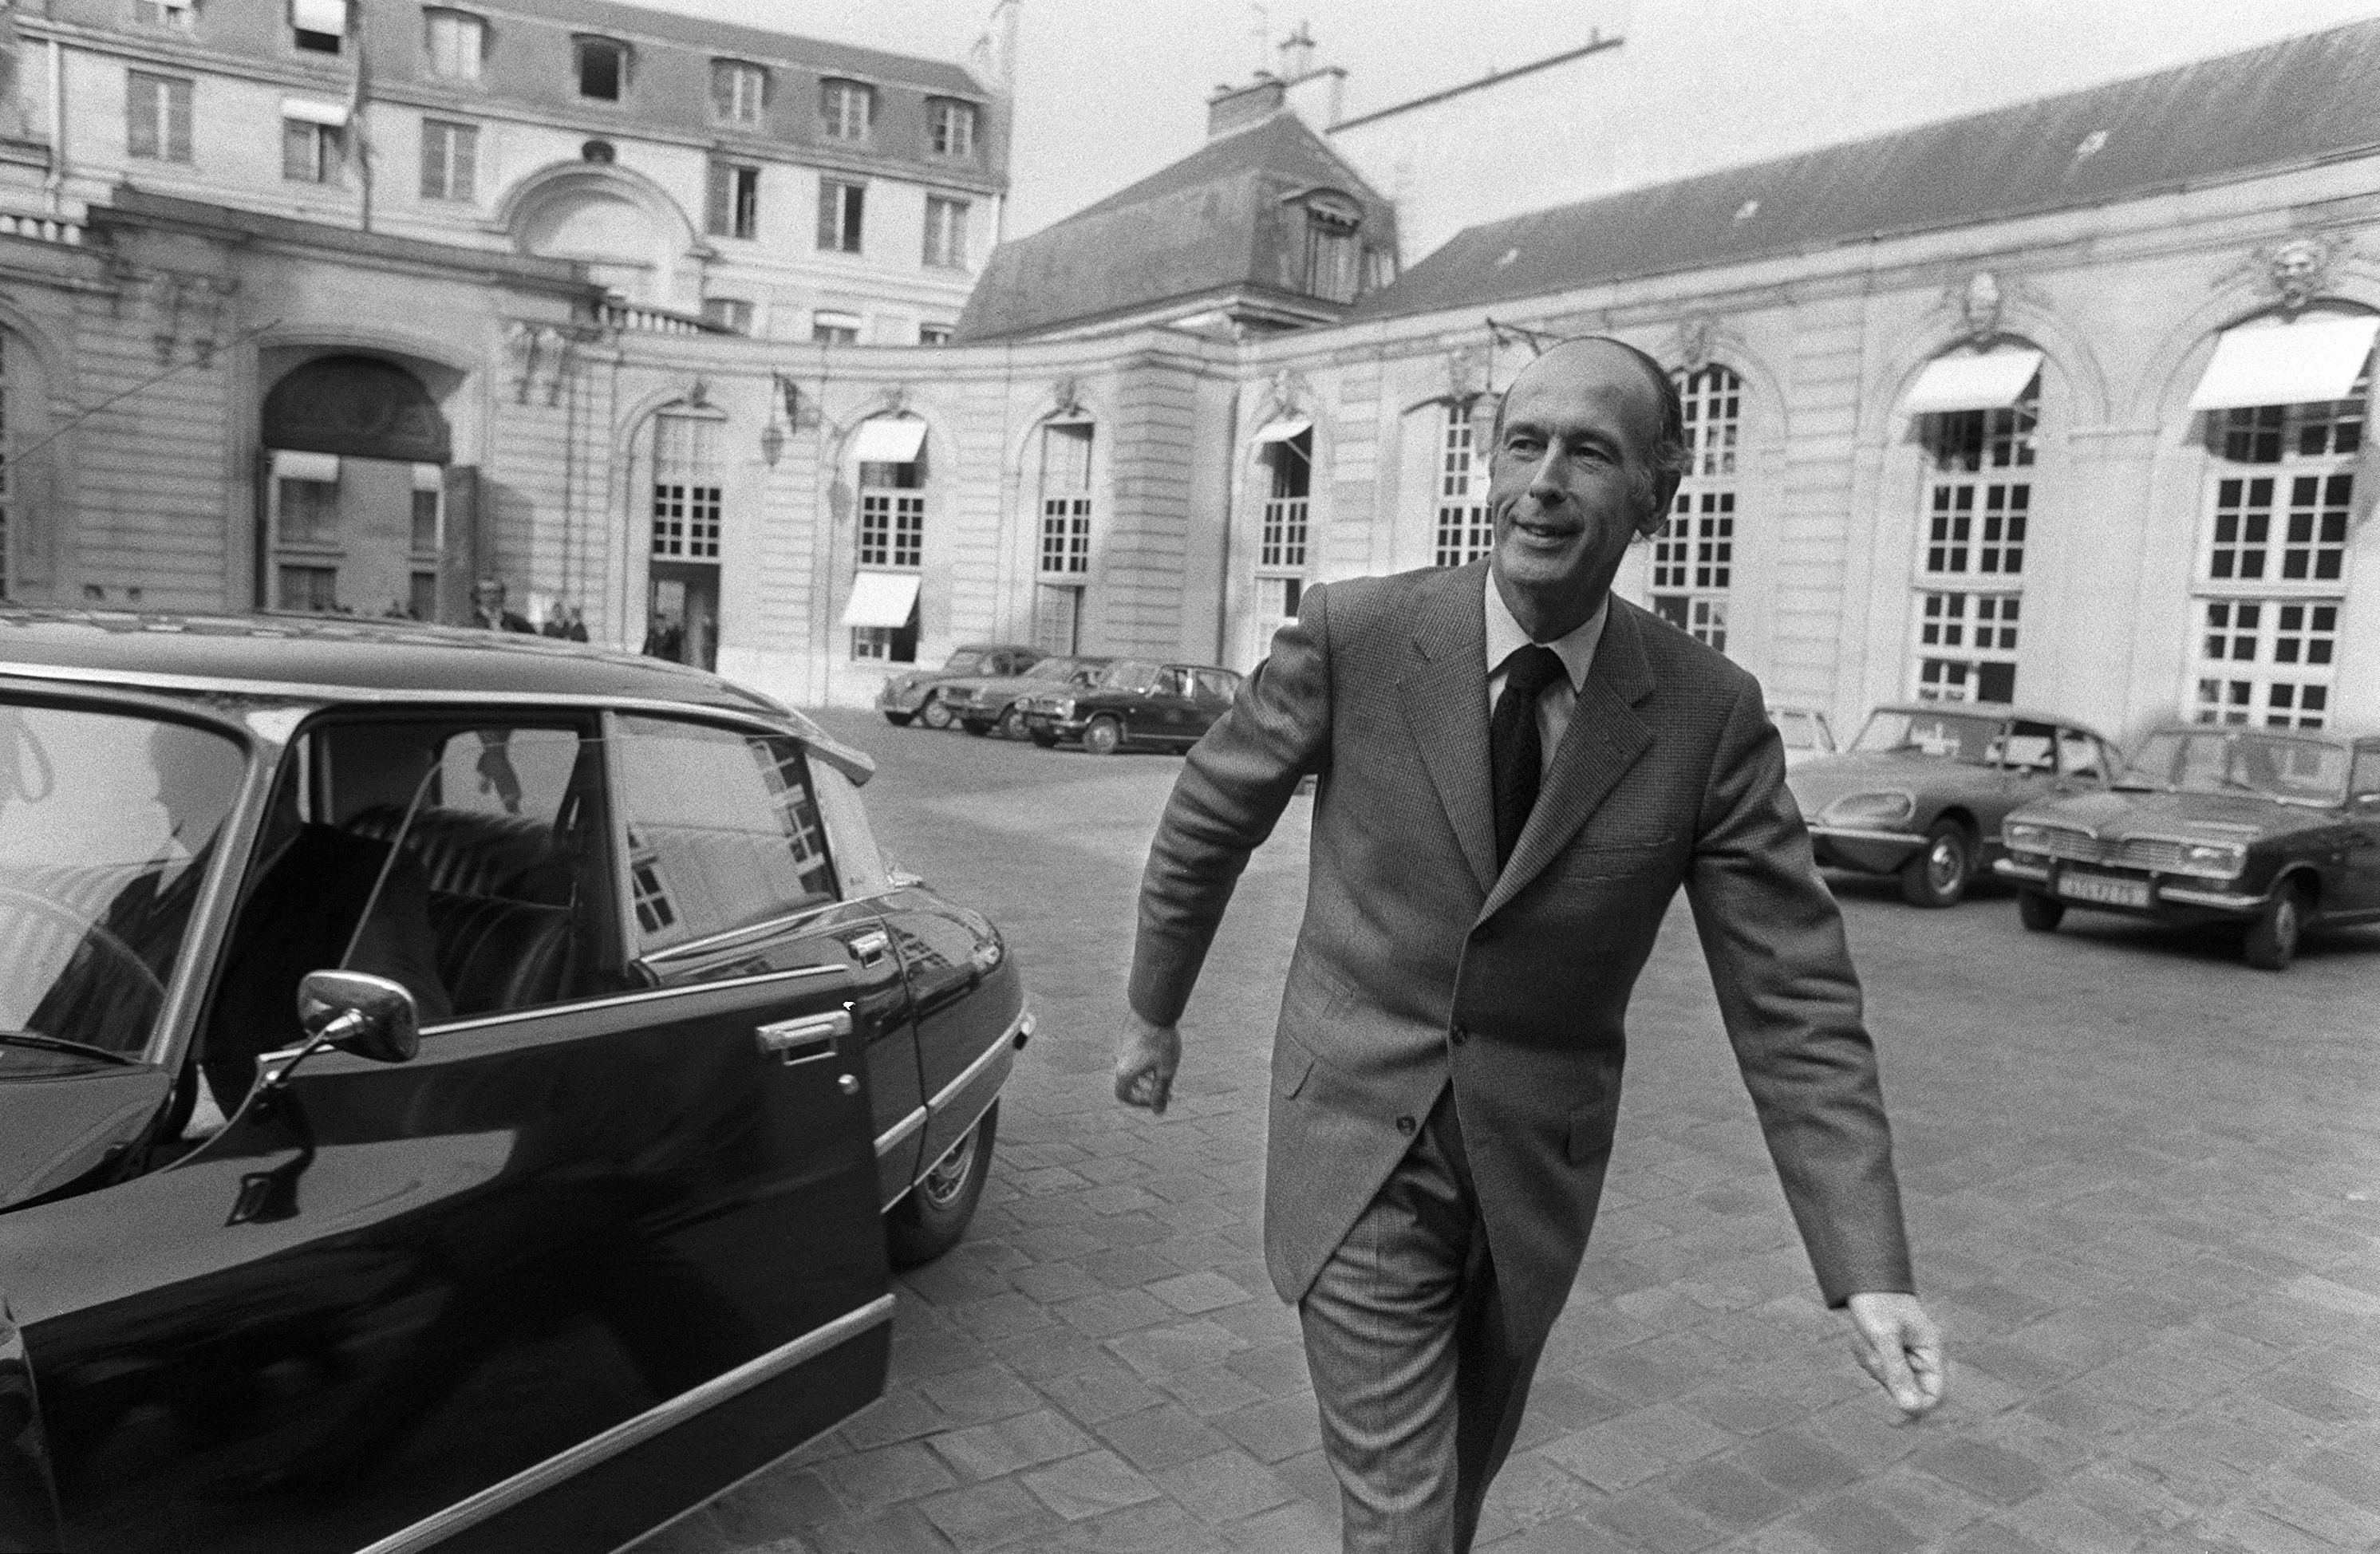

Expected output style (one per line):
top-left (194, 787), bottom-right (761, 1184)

top-left (134, 0), bottom-right (195, 29)
top-left (928, 98), bottom-right (977, 157)
top-left (820, 79), bottom-right (873, 140)
top-left (650, 414), bottom-right (722, 560)
top-left (420, 119), bottom-right (477, 201)
top-left (923, 196), bottom-right (969, 270)
top-left (858, 444), bottom-right (925, 569)
top-left (701, 297), bottom-right (753, 333)
top-left (291, 0), bottom-right (344, 53)
top-left (1304, 207), bottom-right (1361, 303)
top-left (712, 61), bottom-right (767, 124)
top-left (1435, 404), bottom-right (1491, 567)
top-left (1913, 374), bottom-right (2037, 702)
top-left (918, 323), bottom-right (954, 346)
top-left (575, 37), bottom-right (627, 101)
top-left (1039, 423), bottom-right (1093, 575)
top-left (706, 161), bottom-right (760, 239)
top-left (282, 117), bottom-right (343, 183)
top-left (424, 10), bottom-right (484, 81)
top-left (2190, 365), bottom-right (2362, 729)
top-left (1653, 366), bottom-right (1743, 652)
top-left (278, 566), bottom-right (338, 612)
top-left (818, 179), bottom-right (864, 254)
top-left (811, 312), bottom-right (861, 345)
top-left (1259, 429), bottom-right (1310, 570)
top-left (128, 71), bottom-right (193, 162)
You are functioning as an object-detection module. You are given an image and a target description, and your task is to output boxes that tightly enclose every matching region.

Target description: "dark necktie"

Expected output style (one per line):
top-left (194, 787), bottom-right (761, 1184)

top-left (1490, 643), bottom-right (1567, 870)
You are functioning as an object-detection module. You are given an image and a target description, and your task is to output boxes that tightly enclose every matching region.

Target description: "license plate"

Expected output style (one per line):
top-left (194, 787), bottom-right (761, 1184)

top-left (2058, 870), bottom-right (2151, 908)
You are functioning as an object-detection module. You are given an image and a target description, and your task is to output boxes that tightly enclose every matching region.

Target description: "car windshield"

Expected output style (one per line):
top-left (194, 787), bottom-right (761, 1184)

top-left (1092, 660), bottom-right (1162, 692)
top-left (0, 702), bottom-right (246, 1067)
top-left (1019, 656), bottom-right (1088, 682)
top-left (2121, 729), bottom-right (2350, 805)
top-left (938, 650), bottom-right (989, 676)
top-left (1850, 709), bottom-right (2003, 765)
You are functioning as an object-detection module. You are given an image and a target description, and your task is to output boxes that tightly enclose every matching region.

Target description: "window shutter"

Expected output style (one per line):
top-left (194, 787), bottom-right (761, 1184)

top-left (167, 78), bottom-right (193, 161)
top-left (418, 124), bottom-right (443, 199)
top-left (451, 126), bottom-right (476, 203)
top-left (815, 183), bottom-right (838, 250)
top-left (282, 120), bottom-right (312, 181)
top-left (710, 62), bottom-right (733, 119)
top-left (705, 160), bottom-right (732, 238)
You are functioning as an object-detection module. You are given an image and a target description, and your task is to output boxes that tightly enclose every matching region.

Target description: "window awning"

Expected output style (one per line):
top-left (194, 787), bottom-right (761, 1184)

top-left (291, 0), bottom-right (347, 36)
top-left (2188, 315), bottom-right (2380, 412)
top-left (1901, 349), bottom-right (2043, 416)
top-left (282, 97), bottom-right (350, 127)
top-left (1252, 417), bottom-right (1312, 445)
top-left (270, 449), bottom-right (340, 483)
top-left (851, 417), bottom-right (926, 463)
top-left (841, 571), bottom-right (920, 629)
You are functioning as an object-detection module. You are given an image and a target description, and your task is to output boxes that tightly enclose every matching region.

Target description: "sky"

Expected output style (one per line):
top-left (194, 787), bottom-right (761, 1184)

top-left (637, 0), bottom-right (2380, 246)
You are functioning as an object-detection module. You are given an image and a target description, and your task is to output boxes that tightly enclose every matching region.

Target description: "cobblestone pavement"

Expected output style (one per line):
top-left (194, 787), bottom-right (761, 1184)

top-left (633, 708), bottom-right (2380, 1554)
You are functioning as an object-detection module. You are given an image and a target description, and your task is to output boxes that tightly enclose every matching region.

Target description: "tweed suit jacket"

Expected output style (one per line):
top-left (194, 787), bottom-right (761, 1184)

top-left (1131, 560), bottom-right (1915, 1343)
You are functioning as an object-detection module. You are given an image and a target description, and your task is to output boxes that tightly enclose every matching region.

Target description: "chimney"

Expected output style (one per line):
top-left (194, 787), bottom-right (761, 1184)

top-left (1277, 23), bottom-right (1316, 82)
top-left (1206, 74), bottom-right (1286, 138)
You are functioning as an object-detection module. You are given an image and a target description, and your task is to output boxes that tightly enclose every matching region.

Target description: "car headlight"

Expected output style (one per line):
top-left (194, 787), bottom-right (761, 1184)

top-left (2003, 821), bottom-right (2051, 854)
top-left (2177, 839), bottom-right (2247, 878)
top-left (1821, 791), bottom-right (1916, 827)
top-left (1049, 697), bottom-right (1076, 719)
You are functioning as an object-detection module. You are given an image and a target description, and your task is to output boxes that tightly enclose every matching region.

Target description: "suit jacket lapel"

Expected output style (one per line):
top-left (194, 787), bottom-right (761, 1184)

top-left (1397, 562), bottom-right (1498, 897)
top-left (1478, 599), bottom-right (1658, 922)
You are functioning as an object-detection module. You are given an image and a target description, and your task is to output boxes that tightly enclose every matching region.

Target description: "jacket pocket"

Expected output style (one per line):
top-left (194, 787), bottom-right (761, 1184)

top-left (1274, 1035), bottom-right (1316, 1098)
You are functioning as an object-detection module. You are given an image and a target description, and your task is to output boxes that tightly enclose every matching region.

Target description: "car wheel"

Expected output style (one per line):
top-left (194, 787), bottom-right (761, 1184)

top-left (1897, 819), bottom-right (1972, 908)
top-left (997, 705), bottom-right (1029, 740)
top-left (2243, 879), bottom-right (2307, 971)
top-left (918, 697), bottom-right (956, 732)
top-left (888, 1102), bottom-right (997, 1268)
top-left (1082, 716), bottom-right (1123, 756)
top-left (2017, 889), bottom-right (2065, 933)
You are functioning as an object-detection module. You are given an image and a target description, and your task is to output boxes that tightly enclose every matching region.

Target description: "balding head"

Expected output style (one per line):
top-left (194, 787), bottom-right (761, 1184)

top-left (1496, 337), bottom-right (1687, 526)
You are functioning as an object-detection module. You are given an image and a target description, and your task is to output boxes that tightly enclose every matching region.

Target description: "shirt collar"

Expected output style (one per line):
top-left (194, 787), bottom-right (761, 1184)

top-left (1484, 570), bottom-right (1606, 693)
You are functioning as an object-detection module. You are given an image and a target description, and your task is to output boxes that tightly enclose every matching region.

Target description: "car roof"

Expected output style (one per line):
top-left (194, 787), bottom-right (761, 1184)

top-left (2137, 720), bottom-right (2379, 746)
top-left (0, 608), bottom-right (876, 780)
top-left (1864, 701), bottom-right (2116, 740)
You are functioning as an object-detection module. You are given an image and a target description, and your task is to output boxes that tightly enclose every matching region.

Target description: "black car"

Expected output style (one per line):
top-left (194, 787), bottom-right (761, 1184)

top-left (1020, 660), bottom-right (1244, 755)
top-left (0, 609), bottom-right (1028, 1554)
top-left (1998, 722), bottom-right (2380, 968)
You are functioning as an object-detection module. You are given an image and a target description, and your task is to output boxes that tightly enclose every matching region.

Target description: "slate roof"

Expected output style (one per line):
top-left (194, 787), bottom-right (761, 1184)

top-left (954, 112), bottom-right (1387, 343)
top-left (1347, 19), bottom-right (2380, 325)
top-left (485, 0), bottom-right (989, 96)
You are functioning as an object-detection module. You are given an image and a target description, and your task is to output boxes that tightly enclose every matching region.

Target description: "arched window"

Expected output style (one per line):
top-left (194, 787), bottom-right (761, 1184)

top-left (1902, 348), bottom-right (2041, 703)
top-left (2184, 312), bottom-right (2371, 728)
top-left (1652, 366), bottom-right (1740, 651)
top-left (1035, 420), bottom-right (1093, 653)
top-left (1434, 401), bottom-right (1492, 567)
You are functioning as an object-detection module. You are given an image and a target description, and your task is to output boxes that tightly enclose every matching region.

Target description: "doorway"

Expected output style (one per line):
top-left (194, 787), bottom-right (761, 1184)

top-left (647, 563), bottom-right (718, 670)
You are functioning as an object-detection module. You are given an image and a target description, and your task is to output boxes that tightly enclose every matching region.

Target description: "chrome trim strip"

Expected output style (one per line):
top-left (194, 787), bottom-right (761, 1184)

top-left (2157, 885), bottom-right (2266, 910)
top-left (641, 898), bottom-right (846, 964)
top-left (417, 964), bottom-right (844, 1038)
top-left (928, 1009), bottom-right (1030, 1114)
top-left (0, 663), bottom-right (792, 728)
top-left (354, 1293), bottom-right (895, 1554)
top-left (874, 1107), bottom-right (927, 1158)
top-left (1807, 825), bottom-right (1922, 846)
top-left (1992, 860), bottom-right (2049, 881)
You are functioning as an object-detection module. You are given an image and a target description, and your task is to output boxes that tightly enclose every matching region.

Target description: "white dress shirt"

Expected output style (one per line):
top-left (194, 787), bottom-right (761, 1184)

top-left (1484, 572), bottom-right (1607, 779)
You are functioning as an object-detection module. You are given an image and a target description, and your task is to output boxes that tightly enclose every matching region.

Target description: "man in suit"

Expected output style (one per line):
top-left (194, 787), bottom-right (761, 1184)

top-left (1115, 338), bottom-right (1945, 1552)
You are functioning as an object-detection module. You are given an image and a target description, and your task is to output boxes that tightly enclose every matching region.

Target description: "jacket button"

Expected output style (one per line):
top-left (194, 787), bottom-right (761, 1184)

top-left (1395, 1114), bottom-right (1417, 1135)
top-left (1449, 1024), bottom-right (1467, 1046)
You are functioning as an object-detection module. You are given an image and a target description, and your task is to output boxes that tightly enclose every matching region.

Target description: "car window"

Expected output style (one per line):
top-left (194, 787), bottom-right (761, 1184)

top-left (807, 759), bottom-right (891, 897)
top-left (1853, 710), bottom-right (2000, 764)
top-left (1154, 668), bottom-right (1192, 699)
top-left (1, 704), bottom-right (246, 1065)
top-left (2056, 731), bottom-right (2106, 780)
top-left (2001, 720), bottom-right (2056, 772)
top-left (1194, 670), bottom-right (1238, 705)
top-left (614, 716), bottom-right (837, 956)
top-left (940, 650), bottom-right (988, 676)
top-left (1103, 661), bottom-right (1162, 692)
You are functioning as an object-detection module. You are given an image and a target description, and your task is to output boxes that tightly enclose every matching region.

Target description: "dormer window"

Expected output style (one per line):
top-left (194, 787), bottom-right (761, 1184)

top-left (1301, 194), bottom-right (1364, 304)
top-left (424, 9), bottom-right (485, 83)
top-left (575, 36), bottom-right (628, 101)
top-left (712, 60), bottom-right (767, 125)
top-left (291, 0), bottom-right (344, 53)
top-left (134, 0), bottom-right (195, 30)
top-left (927, 98), bottom-right (977, 158)
top-left (820, 78), bottom-right (873, 141)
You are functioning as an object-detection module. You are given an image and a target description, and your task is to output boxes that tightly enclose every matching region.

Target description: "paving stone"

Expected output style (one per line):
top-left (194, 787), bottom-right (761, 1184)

top-left (1669, 1457), bottom-right (1798, 1529)
top-left (1093, 1402), bottom-right (1233, 1471)
top-left (915, 1365), bottom-right (1044, 1428)
top-left (930, 1408), bottom-right (1097, 1481)
top-left (1912, 1438), bottom-right (2052, 1507)
top-left (809, 1440), bottom-right (957, 1514)
top-left (1213, 1393), bottom-right (1326, 1463)
top-left (1020, 1449), bottom-right (1162, 1520)
top-left (1144, 1269), bottom-right (1253, 1314)
top-left (1589, 1485), bottom-right (1727, 1553)
top-left (916, 1477), bottom-right (1067, 1553)
top-left (1152, 1447), bottom-right (1297, 1524)
top-left (1787, 1493), bottom-right (1928, 1554)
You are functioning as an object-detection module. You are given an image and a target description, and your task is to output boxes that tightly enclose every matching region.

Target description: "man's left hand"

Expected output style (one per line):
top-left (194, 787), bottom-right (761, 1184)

top-left (1843, 1292), bottom-right (1946, 1417)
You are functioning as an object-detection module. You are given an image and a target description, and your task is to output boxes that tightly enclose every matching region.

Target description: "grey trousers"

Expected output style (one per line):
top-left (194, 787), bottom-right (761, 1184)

top-left (1297, 1091), bottom-right (1546, 1554)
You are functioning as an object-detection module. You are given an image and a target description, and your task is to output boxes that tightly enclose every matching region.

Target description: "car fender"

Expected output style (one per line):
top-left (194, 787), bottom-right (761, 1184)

top-left (0, 1297), bottom-right (64, 1554)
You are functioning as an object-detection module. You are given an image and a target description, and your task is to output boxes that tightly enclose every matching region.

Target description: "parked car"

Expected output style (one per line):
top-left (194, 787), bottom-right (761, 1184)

top-left (0, 609), bottom-right (1028, 1554)
top-left (1996, 723), bottom-right (2380, 968)
top-left (949, 653), bottom-right (1113, 738)
top-left (1767, 703), bottom-right (1839, 768)
top-left (876, 642), bottom-right (1043, 729)
top-left (1022, 659), bottom-right (1245, 755)
top-left (1789, 702), bottom-right (2121, 906)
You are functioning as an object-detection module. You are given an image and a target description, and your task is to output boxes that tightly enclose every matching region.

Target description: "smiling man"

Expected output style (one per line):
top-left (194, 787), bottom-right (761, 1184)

top-left (1115, 337), bottom-right (1944, 1552)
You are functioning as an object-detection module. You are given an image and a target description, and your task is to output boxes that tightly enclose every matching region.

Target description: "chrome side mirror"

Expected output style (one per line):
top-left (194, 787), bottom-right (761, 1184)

top-left (296, 970), bottom-right (422, 1066)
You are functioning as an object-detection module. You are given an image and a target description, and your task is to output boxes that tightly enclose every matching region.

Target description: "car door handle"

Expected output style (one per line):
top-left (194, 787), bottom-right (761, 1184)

top-left (851, 929), bottom-right (892, 968)
top-left (757, 1010), bottom-right (851, 1066)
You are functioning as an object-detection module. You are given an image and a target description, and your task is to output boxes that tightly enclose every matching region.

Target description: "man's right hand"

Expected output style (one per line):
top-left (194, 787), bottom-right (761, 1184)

top-left (1113, 1012), bottom-right (1182, 1116)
